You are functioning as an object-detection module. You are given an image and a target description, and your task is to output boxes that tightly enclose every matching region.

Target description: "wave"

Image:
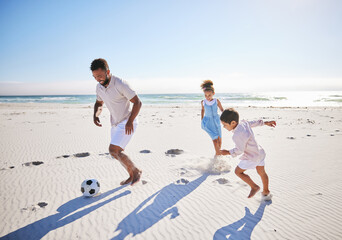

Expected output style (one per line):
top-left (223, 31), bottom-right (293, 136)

top-left (1, 92), bottom-right (342, 106)
top-left (40, 97), bottom-right (77, 101)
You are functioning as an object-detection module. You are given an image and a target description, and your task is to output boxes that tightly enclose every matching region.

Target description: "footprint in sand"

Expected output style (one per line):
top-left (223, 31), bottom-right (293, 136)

top-left (22, 161), bottom-right (44, 167)
top-left (176, 178), bottom-right (189, 185)
top-left (140, 150), bottom-right (151, 153)
top-left (56, 155), bottom-right (70, 159)
top-left (21, 202), bottom-right (48, 212)
top-left (214, 178), bottom-right (230, 185)
top-left (99, 153), bottom-right (110, 156)
top-left (37, 202), bottom-right (48, 208)
top-left (179, 168), bottom-right (188, 176)
top-left (57, 152), bottom-right (90, 158)
top-left (165, 149), bottom-right (184, 156)
top-left (73, 152), bottom-right (90, 158)
top-left (141, 180), bottom-right (148, 185)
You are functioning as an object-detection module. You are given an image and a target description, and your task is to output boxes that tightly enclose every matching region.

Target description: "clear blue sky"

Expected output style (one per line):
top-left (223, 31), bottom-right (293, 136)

top-left (0, 0), bottom-right (341, 95)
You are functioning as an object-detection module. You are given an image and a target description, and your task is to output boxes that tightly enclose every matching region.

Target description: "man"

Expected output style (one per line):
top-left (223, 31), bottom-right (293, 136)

top-left (91, 58), bottom-right (142, 186)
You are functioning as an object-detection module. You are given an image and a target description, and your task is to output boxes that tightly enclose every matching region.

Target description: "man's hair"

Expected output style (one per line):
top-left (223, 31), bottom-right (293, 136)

top-left (220, 108), bottom-right (239, 124)
top-left (90, 58), bottom-right (109, 71)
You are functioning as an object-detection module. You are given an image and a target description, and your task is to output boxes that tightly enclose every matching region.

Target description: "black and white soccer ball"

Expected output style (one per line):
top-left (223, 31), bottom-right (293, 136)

top-left (81, 179), bottom-right (100, 197)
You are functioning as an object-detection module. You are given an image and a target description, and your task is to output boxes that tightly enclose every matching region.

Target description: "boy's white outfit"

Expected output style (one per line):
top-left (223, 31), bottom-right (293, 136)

top-left (229, 120), bottom-right (266, 170)
top-left (96, 75), bottom-right (138, 149)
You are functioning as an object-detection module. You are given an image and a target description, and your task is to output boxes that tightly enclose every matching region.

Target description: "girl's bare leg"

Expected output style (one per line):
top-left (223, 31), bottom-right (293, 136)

top-left (213, 137), bottom-right (221, 156)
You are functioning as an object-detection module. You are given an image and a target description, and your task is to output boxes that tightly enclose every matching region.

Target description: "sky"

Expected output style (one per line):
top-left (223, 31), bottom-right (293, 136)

top-left (0, 0), bottom-right (341, 95)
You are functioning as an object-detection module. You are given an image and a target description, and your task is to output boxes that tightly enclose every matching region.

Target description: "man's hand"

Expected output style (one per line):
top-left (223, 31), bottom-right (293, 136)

top-left (93, 116), bottom-right (102, 127)
top-left (220, 149), bottom-right (230, 155)
top-left (125, 120), bottom-right (134, 135)
top-left (264, 121), bottom-right (276, 127)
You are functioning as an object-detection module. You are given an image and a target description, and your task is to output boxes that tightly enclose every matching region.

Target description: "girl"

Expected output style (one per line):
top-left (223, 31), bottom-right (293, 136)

top-left (200, 80), bottom-right (224, 156)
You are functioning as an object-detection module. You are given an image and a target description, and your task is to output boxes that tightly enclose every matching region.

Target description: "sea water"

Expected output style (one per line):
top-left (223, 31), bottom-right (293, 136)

top-left (0, 91), bottom-right (341, 107)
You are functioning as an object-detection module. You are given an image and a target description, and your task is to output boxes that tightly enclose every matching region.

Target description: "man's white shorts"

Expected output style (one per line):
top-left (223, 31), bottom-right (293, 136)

top-left (110, 119), bottom-right (138, 150)
top-left (238, 157), bottom-right (265, 170)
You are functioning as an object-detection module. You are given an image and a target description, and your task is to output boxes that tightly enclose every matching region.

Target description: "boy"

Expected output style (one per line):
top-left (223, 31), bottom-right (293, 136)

top-left (220, 108), bottom-right (276, 200)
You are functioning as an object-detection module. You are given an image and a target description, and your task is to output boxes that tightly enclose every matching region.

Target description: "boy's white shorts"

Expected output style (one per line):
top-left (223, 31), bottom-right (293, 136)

top-left (110, 119), bottom-right (138, 150)
top-left (238, 158), bottom-right (265, 170)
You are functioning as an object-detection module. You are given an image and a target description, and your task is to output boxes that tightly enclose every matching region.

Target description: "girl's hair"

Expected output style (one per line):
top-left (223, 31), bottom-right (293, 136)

top-left (200, 80), bottom-right (215, 92)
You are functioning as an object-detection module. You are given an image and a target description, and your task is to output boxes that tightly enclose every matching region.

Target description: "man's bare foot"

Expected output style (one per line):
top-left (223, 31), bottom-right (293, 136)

top-left (120, 177), bottom-right (132, 185)
top-left (131, 170), bottom-right (142, 186)
top-left (248, 186), bottom-right (260, 198)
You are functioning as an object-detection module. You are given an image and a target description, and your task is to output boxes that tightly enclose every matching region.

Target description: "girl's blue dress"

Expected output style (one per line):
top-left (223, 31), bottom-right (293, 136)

top-left (201, 98), bottom-right (222, 140)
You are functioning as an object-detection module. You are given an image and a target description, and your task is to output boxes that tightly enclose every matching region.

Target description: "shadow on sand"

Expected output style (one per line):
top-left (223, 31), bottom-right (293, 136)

top-left (112, 173), bottom-right (209, 239)
top-left (1, 185), bottom-right (130, 240)
top-left (213, 200), bottom-right (272, 240)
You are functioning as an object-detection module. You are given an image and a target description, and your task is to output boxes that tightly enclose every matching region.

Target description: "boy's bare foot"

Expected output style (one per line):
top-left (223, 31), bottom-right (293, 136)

top-left (131, 170), bottom-right (142, 186)
top-left (261, 192), bottom-right (273, 201)
top-left (248, 186), bottom-right (260, 198)
top-left (262, 190), bottom-right (270, 196)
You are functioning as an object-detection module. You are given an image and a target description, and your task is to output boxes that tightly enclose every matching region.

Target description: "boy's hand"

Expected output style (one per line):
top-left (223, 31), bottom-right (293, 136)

top-left (220, 150), bottom-right (230, 155)
top-left (264, 121), bottom-right (276, 127)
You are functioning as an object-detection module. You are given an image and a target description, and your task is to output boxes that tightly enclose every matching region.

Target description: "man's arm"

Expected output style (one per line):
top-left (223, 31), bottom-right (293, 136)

top-left (125, 95), bottom-right (142, 135)
top-left (93, 100), bottom-right (104, 127)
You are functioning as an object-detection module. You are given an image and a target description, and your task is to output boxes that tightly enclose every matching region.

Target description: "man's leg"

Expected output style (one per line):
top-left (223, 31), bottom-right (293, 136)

top-left (235, 166), bottom-right (260, 198)
top-left (256, 166), bottom-right (270, 196)
top-left (109, 144), bottom-right (141, 185)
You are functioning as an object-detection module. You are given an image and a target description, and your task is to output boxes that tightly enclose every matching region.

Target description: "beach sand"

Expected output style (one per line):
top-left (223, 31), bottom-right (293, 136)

top-left (0, 103), bottom-right (342, 239)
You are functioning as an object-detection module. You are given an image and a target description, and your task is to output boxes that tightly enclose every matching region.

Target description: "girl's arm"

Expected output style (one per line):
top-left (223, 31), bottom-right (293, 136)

top-left (217, 99), bottom-right (224, 112)
top-left (201, 100), bottom-right (204, 120)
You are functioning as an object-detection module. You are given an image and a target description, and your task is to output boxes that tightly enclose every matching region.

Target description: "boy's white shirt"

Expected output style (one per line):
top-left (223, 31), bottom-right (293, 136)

top-left (229, 120), bottom-right (266, 161)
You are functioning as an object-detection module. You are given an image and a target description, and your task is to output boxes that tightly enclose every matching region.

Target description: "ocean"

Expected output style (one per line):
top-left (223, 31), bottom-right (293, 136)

top-left (0, 91), bottom-right (341, 107)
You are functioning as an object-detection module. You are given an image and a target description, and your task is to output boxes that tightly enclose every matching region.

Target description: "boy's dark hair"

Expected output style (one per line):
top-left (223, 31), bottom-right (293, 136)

top-left (90, 58), bottom-right (109, 71)
top-left (220, 108), bottom-right (239, 124)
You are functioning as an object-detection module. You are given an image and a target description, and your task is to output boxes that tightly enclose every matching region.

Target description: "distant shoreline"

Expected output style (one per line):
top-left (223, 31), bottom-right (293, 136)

top-left (1, 91), bottom-right (342, 107)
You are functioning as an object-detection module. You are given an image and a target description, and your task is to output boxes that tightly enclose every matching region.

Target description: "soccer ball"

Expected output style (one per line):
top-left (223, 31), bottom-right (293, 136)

top-left (81, 179), bottom-right (100, 197)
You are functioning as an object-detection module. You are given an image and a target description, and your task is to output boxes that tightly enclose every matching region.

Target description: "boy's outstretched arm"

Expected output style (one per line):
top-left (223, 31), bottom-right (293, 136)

top-left (248, 120), bottom-right (276, 128)
top-left (264, 121), bottom-right (276, 127)
top-left (248, 119), bottom-right (264, 127)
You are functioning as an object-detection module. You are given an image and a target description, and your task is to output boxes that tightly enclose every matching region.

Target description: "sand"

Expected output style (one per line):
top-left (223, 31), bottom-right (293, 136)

top-left (0, 103), bottom-right (342, 240)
